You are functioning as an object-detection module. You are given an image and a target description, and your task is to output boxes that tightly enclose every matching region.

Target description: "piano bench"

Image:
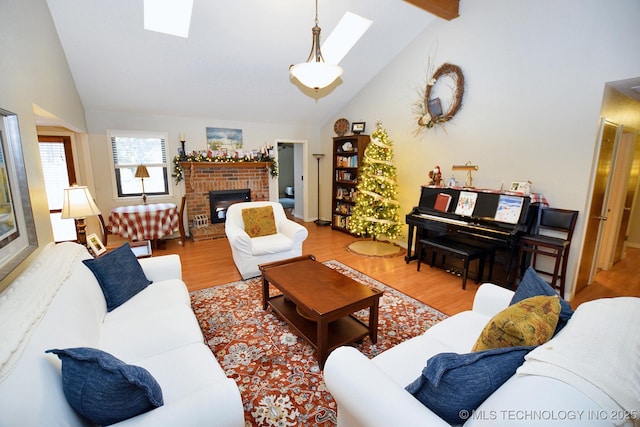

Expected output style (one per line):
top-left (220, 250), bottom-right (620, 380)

top-left (417, 236), bottom-right (496, 289)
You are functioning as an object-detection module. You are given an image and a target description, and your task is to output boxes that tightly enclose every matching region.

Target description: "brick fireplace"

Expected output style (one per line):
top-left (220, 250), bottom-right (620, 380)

top-left (181, 162), bottom-right (271, 241)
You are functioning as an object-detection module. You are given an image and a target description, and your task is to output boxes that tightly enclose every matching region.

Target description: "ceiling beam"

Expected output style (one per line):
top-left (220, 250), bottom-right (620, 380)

top-left (403, 0), bottom-right (459, 20)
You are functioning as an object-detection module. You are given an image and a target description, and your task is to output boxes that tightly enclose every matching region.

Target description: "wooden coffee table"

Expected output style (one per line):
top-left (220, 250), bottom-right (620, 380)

top-left (259, 255), bottom-right (383, 369)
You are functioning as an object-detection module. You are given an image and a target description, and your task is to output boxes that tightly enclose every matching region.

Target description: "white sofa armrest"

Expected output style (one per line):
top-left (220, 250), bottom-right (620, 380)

top-left (138, 254), bottom-right (182, 282)
top-left (225, 224), bottom-right (252, 254)
top-left (324, 347), bottom-right (450, 427)
top-left (278, 218), bottom-right (308, 242)
top-left (472, 283), bottom-right (514, 318)
top-left (112, 379), bottom-right (244, 427)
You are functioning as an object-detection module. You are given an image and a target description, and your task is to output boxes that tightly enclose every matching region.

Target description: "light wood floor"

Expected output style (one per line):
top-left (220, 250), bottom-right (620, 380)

top-left (142, 220), bottom-right (640, 316)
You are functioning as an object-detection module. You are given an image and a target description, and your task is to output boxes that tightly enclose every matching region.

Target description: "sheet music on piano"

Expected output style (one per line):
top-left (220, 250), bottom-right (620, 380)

top-left (494, 195), bottom-right (524, 224)
top-left (454, 191), bottom-right (477, 216)
top-left (434, 193), bottom-right (452, 212)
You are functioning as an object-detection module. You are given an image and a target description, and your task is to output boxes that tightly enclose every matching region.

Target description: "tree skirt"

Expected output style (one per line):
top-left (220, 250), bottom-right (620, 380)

top-left (190, 260), bottom-right (446, 426)
top-left (346, 239), bottom-right (406, 258)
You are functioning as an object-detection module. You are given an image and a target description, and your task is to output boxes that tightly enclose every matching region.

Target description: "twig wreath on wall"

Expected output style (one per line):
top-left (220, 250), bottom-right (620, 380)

top-left (413, 62), bottom-right (465, 133)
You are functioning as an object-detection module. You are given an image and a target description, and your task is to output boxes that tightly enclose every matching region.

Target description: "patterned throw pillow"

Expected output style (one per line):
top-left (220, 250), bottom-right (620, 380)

top-left (511, 266), bottom-right (574, 334)
top-left (472, 295), bottom-right (561, 351)
top-left (242, 206), bottom-right (277, 237)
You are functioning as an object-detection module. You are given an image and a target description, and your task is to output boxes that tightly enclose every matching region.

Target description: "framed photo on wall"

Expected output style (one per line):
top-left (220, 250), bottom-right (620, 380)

top-left (0, 108), bottom-right (38, 281)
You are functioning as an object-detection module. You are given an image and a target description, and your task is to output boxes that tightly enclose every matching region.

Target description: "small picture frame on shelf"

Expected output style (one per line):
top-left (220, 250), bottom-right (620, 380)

top-left (87, 233), bottom-right (106, 256)
top-left (351, 122), bottom-right (366, 134)
top-left (509, 180), bottom-right (531, 194)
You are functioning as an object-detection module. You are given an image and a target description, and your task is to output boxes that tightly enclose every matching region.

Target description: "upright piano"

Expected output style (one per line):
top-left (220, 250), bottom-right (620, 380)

top-left (406, 186), bottom-right (540, 286)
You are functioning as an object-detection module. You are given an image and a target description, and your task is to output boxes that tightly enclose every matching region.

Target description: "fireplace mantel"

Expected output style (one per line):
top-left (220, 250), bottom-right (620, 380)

top-left (179, 161), bottom-right (272, 169)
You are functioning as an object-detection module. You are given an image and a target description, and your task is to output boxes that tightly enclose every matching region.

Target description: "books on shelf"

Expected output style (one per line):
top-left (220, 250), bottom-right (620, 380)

top-left (494, 195), bottom-right (524, 224)
top-left (333, 214), bottom-right (350, 229)
top-left (335, 170), bottom-right (356, 183)
top-left (335, 155), bottom-right (358, 168)
top-left (434, 193), bottom-right (452, 212)
top-left (454, 191), bottom-right (478, 216)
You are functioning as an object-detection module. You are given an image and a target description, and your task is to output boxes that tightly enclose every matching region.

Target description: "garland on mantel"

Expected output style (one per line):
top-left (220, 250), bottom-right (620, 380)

top-left (172, 153), bottom-right (278, 184)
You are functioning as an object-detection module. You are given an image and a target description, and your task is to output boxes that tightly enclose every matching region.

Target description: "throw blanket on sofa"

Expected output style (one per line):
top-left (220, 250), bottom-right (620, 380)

top-left (517, 297), bottom-right (640, 425)
top-left (0, 242), bottom-right (87, 382)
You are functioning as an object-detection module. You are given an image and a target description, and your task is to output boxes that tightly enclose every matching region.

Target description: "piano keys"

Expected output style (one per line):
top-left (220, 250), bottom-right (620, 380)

top-left (406, 186), bottom-right (540, 286)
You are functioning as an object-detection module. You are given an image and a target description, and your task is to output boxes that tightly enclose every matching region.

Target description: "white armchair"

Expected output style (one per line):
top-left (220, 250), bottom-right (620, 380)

top-left (225, 201), bottom-right (308, 279)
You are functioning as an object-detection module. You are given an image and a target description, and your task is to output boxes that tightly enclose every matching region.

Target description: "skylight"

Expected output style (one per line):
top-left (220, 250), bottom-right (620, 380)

top-left (321, 11), bottom-right (373, 65)
top-left (143, 0), bottom-right (193, 38)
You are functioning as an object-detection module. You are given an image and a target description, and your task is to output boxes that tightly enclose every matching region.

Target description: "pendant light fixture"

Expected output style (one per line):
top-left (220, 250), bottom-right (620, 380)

top-left (290, 0), bottom-right (343, 90)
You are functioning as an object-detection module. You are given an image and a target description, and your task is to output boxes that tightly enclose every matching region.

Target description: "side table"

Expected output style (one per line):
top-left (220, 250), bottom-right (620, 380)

top-left (101, 240), bottom-right (152, 258)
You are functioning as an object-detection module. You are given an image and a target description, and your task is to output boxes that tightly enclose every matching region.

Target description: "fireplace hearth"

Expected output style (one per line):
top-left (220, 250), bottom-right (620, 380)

top-left (209, 189), bottom-right (251, 223)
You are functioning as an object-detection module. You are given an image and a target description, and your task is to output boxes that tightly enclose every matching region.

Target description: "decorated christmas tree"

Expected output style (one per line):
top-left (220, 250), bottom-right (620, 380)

top-left (348, 122), bottom-right (402, 240)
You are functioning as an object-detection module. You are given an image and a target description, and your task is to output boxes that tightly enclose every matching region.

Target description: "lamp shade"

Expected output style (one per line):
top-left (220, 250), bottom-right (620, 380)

top-left (135, 164), bottom-right (150, 178)
top-left (61, 186), bottom-right (101, 219)
top-left (290, 62), bottom-right (343, 90)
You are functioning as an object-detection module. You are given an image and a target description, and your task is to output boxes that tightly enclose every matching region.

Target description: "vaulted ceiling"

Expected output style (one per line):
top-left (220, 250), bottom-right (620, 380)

top-left (46, 0), bottom-right (445, 127)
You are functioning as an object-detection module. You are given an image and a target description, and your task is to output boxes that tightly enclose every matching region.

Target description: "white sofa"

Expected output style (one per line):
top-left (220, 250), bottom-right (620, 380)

top-left (324, 283), bottom-right (640, 427)
top-left (0, 242), bottom-right (244, 426)
top-left (225, 201), bottom-right (308, 279)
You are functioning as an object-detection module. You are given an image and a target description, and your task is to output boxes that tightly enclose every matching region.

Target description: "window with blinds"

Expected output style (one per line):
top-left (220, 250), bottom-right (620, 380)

top-left (109, 131), bottom-right (169, 199)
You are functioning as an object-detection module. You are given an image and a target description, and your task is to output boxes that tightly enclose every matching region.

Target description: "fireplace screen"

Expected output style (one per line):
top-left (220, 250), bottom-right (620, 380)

top-left (209, 189), bottom-right (251, 223)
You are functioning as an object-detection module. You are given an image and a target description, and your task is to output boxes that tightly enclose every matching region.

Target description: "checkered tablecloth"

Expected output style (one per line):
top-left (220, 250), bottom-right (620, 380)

top-left (109, 203), bottom-right (179, 241)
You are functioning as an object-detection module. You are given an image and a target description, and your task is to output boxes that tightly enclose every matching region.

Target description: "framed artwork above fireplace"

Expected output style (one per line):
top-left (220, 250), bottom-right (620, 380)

top-left (206, 127), bottom-right (243, 154)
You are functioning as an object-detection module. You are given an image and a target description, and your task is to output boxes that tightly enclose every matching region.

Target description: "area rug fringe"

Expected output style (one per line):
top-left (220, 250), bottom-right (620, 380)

top-left (190, 260), bottom-right (446, 427)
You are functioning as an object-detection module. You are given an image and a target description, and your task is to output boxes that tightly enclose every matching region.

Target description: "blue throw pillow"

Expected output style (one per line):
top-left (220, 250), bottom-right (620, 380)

top-left (46, 347), bottom-right (163, 425)
top-left (82, 243), bottom-right (152, 311)
top-left (511, 266), bottom-right (574, 333)
top-left (405, 346), bottom-right (535, 425)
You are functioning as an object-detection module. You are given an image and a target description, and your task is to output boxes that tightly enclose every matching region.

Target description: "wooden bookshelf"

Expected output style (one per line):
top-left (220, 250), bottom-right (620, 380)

top-left (331, 134), bottom-right (370, 233)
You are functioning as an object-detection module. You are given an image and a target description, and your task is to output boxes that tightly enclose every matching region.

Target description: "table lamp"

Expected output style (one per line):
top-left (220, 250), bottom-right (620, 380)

top-left (135, 164), bottom-right (150, 204)
top-left (61, 186), bottom-right (101, 246)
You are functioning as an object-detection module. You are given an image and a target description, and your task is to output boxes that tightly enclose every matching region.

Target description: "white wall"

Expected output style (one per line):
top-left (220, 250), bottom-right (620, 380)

top-left (84, 110), bottom-right (320, 221)
top-left (321, 0), bottom-right (640, 298)
top-left (0, 0), bottom-right (87, 290)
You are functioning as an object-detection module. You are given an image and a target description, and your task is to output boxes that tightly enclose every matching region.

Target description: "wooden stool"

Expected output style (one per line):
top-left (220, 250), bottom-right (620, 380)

top-left (418, 235), bottom-right (495, 289)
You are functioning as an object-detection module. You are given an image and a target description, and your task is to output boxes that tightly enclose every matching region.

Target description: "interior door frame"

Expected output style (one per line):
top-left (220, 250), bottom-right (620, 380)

top-left (576, 119), bottom-right (622, 290)
top-left (598, 128), bottom-right (640, 268)
top-left (274, 139), bottom-right (308, 221)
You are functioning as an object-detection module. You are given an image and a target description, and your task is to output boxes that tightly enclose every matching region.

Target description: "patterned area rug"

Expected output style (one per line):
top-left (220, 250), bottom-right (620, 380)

top-left (190, 260), bottom-right (447, 426)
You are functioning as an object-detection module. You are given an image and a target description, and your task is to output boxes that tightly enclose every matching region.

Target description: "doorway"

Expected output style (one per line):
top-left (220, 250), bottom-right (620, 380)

top-left (598, 129), bottom-right (640, 270)
top-left (577, 120), bottom-right (640, 292)
top-left (38, 135), bottom-right (77, 242)
top-left (276, 140), bottom-right (307, 220)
